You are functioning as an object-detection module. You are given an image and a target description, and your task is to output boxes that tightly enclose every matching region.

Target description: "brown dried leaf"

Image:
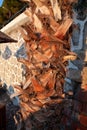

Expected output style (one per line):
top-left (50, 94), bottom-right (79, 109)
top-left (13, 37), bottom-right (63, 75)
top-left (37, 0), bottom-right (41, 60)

top-left (39, 41), bottom-right (50, 51)
top-left (23, 77), bottom-right (31, 89)
top-left (49, 16), bottom-right (60, 31)
top-left (57, 61), bottom-right (66, 75)
top-left (40, 69), bottom-right (53, 87)
top-left (20, 95), bottom-right (29, 102)
top-left (31, 98), bottom-right (43, 107)
top-left (47, 72), bottom-right (56, 90)
top-left (20, 102), bottom-right (35, 113)
top-left (22, 25), bottom-right (37, 40)
top-left (63, 54), bottom-right (77, 62)
top-left (50, 0), bottom-right (62, 21)
top-left (37, 89), bottom-right (55, 100)
top-left (33, 14), bottom-right (43, 32)
top-left (21, 108), bottom-right (28, 120)
top-left (33, 50), bottom-right (49, 62)
top-left (27, 101), bottom-right (41, 111)
top-left (24, 8), bottom-right (33, 21)
top-left (44, 48), bottom-right (53, 59)
top-left (10, 92), bottom-right (22, 99)
top-left (19, 27), bottom-right (30, 41)
top-left (31, 77), bottom-right (44, 92)
top-left (25, 9), bottom-right (43, 32)
top-left (32, 0), bottom-right (43, 7)
top-left (17, 58), bottom-right (35, 70)
top-left (35, 5), bottom-right (50, 16)
top-left (28, 41), bottom-right (37, 51)
top-left (55, 18), bottom-right (73, 39)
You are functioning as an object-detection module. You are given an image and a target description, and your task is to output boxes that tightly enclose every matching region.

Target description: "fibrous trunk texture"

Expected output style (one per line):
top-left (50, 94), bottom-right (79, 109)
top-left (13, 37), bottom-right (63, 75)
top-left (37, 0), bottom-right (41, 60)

top-left (12, 0), bottom-right (78, 129)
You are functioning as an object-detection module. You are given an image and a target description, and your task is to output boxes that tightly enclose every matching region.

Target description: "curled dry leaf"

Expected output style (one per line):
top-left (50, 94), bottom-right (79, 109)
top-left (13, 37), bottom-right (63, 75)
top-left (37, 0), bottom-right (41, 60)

top-left (63, 54), bottom-right (77, 62)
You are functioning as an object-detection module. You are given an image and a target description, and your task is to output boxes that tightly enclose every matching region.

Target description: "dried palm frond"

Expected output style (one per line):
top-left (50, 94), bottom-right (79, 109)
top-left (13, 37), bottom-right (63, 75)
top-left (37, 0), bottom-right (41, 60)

top-left (12, 0), bottom-right (77, 129)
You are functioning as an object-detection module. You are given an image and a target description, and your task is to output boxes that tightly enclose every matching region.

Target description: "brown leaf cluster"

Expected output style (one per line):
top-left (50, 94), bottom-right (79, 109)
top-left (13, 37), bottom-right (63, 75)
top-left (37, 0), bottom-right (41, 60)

top-left (13, 0), bottom-right (78, 129)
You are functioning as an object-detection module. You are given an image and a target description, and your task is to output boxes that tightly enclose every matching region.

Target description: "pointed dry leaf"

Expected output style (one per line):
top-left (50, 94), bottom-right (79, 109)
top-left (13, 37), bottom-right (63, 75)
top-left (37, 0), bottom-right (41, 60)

top-left (27, 101), bottom-right (41, 111)
top-left (22, 25), bottom-right (37, 40)
top-left (47, 72), bottom-right (56, 89)
top-left (23, 77), bottom-right (31, 89)
top-left (10, 92), bottom-right (22, 99)
top-left (37, 89), bottom-right (55, 100)
top-left (49, 16), bottom-right (60, 31)
top-left (38, 97), bottom-right (51, 104)
top-left (55, 18), bottom-right (73, 39)
top-left (31, 77), bottom-right (44, 92)
top-left (58, 61), bottom-right (66, 75)
top-left (20, 108), bottom-right (28, 120)
top-left (32, 0), bottom-right (50, 15)
top-left (33, 14), bottom-right (43, 32)
top-left (36, 5), bottom-right (50, 15)
top-left (31, 98), bottom-right (43, 107)
top-left (20, 102), bottom-right (35, 113)
top-left (19, 27), bottom-right (30, 41)
top-left (50, 0), bottom-right (62, 21)
top-left (24, 8), bottom-right (33, 22)
top-left (17, 58), bottom-right (35, 69)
